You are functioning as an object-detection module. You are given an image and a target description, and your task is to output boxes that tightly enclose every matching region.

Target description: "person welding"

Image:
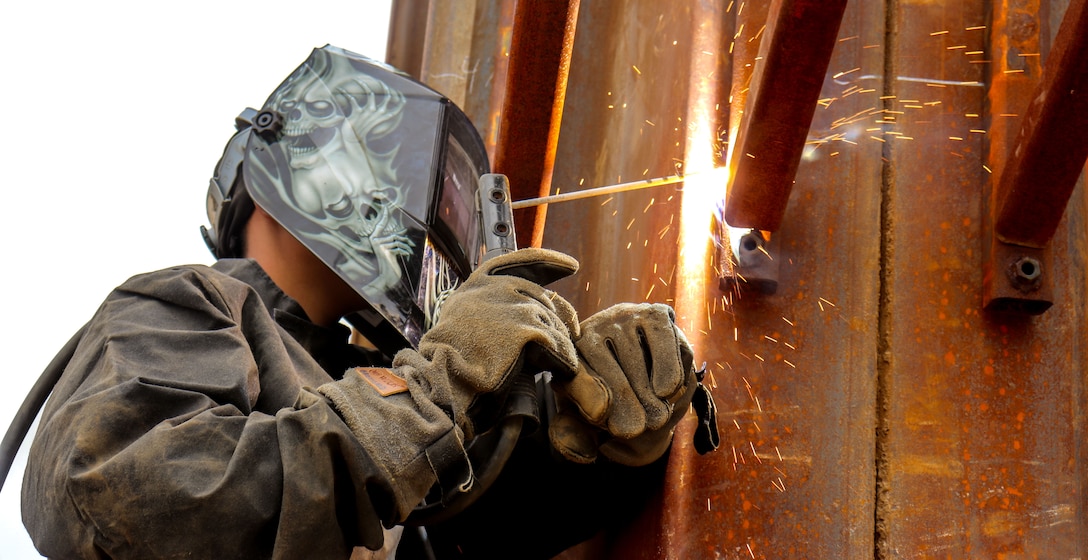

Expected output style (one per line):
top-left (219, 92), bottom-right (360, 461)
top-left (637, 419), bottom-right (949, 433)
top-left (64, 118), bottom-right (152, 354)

top-left (21, 45), bottom-right (716, 559)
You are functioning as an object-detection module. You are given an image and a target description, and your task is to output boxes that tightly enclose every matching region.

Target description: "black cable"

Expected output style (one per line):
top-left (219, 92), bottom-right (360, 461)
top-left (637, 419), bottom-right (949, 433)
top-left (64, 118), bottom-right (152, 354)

top-left (0, 324), bottom-right (86, 491)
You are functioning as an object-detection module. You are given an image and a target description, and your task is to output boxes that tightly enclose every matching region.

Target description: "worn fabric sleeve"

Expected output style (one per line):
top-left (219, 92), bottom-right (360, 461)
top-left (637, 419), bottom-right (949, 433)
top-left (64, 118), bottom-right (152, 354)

top-left (21, 266), bottom-right (396, 559)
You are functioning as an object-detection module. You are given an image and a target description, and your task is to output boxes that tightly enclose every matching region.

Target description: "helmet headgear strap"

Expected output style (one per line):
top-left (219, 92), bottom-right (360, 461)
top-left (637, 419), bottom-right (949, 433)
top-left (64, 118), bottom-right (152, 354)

top-left (201, 109), bottom-right (261, 259)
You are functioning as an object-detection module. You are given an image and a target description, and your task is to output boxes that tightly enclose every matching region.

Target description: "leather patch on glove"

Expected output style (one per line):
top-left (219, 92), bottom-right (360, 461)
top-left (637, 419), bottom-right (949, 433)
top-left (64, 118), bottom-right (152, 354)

top-left (354, 367), bottom-right (409, 397)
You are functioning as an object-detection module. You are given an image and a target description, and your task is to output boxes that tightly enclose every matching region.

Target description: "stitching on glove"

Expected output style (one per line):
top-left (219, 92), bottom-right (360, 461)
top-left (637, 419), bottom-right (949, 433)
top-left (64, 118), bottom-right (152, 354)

top-left (425, 429), bottom-right (474, 496)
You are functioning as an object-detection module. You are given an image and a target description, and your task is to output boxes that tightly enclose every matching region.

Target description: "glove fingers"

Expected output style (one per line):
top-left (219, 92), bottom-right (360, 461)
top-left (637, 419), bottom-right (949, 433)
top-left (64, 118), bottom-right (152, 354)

top-left (479, 247), bottom-right (579, 286)
top-left (446, 278), bottom-right (580, 374)
top-left (578, 338), bottom-right (652, 438)
top-left (585, 317), bottom-right (677, 432)
top-left (599, 377), bottom-right (698, 466)
top-left (548, 408), bottom-right (600, 464)
top-left (552, 366), bottom-right (611, 424)
top-left (598, 428), bottom-right (673, 467)
top-left (509, 284), bottom-right (580, 341)
top-left (548, 290), bottom-right (581, 339)
top-left (515, 290), bottom-right (580, 375)
top-left (415, 247), bottom-right (582, 439)
top-left (640, 304), bottom-right (690, 401)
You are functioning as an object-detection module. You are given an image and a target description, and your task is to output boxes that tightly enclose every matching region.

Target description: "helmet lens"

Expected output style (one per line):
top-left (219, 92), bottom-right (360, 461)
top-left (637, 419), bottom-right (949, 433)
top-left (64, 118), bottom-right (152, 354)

top-left (435, 133), bottom-right (483, 272)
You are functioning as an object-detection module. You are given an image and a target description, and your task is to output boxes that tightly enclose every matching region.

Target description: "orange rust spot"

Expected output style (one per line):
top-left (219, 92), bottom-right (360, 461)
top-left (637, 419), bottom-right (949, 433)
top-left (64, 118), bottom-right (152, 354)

top-left (983, 365), bottom-right (995, 376)
top-left (944, 351), bottom-right (956, 365)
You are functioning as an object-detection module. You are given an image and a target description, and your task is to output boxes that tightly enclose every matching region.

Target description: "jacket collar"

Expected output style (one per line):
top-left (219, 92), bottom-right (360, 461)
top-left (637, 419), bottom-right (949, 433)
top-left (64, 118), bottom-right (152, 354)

top-left (211, 259), bottom-right (370, 374)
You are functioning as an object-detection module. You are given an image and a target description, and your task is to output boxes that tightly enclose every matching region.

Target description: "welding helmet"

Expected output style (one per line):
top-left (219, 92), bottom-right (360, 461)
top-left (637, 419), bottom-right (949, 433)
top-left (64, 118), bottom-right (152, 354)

top-left (202, 45), bottom-right (492, 350)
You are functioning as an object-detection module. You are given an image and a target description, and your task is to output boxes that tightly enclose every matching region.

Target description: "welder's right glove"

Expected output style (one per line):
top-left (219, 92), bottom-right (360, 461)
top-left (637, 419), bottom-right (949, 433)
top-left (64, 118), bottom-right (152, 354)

top-left (404, 247), bottom-right (582, 438)
top-left (548, 303), bottom-right (715, 466)
top-left (315, 248), bottom-right (581, 522)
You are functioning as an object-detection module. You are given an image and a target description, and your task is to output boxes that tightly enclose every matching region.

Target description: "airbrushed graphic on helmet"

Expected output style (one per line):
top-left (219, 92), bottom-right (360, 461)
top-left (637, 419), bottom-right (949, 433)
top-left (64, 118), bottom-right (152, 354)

top-left (224, 45), bottom-right (492, 349)
top-left (249, 47), bottom-right (416, 300)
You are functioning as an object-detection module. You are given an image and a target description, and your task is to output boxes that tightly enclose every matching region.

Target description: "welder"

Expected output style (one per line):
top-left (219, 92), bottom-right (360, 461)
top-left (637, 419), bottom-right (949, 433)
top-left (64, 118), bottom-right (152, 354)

top-left (21, 45), bottom-right (713, 559)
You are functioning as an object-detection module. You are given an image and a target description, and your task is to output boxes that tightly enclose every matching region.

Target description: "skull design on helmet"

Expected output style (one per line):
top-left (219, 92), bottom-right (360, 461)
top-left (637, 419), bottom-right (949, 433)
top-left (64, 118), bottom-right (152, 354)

top-left (245, 48), bottom-right (414, 300)
top-left (210, 45), bottom-right (492, 350)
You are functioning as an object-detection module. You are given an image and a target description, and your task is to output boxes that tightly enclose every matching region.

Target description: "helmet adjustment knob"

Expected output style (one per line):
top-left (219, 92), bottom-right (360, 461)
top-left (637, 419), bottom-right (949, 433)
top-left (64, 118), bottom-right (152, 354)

top-left (251, 110), bottom-right (284, 140)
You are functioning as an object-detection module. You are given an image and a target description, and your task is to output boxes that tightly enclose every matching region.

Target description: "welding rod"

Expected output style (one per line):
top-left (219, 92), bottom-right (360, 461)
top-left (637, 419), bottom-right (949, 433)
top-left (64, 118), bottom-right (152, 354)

top-left (510, 173), bottom-right (691, 209)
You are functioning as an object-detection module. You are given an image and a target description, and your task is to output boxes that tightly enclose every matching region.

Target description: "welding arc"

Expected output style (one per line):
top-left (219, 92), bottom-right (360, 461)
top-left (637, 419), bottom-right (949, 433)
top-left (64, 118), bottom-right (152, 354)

top-left (510, 173), bottom-right (696, 209)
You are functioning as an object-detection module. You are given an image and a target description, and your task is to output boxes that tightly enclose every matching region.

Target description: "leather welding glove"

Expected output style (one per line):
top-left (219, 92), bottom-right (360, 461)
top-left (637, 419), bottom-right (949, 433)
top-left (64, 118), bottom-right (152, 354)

top-left (404, 247), bottom-right (582, 438)
top-left (317, 248), bottom-right (581, 521)
top-left (548, 303), bottom-right (698, 466)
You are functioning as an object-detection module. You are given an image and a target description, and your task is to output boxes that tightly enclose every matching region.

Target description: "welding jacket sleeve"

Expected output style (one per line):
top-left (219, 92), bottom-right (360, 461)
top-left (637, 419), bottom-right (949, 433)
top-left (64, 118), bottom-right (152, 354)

top-left (21, 262), bottom-right (433, 559)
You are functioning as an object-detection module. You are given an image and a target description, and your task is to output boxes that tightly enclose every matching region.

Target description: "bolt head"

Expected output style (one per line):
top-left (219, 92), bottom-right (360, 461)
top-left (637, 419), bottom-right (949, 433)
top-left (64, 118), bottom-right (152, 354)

top-left (1008, 256), bottom-right (1042, 292)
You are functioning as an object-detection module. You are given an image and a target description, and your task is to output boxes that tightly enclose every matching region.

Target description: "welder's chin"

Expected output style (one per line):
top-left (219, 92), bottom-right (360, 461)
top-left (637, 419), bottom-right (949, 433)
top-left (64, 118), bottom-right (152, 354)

top-left (295, 229), bottom-right (389, 296)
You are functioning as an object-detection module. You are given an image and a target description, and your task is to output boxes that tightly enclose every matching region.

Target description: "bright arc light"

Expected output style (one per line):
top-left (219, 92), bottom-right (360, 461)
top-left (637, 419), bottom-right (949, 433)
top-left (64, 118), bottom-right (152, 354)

top-left (676, 15), bottom-right (730, 334)
top-left (678, 129), bottom-right (728, 318)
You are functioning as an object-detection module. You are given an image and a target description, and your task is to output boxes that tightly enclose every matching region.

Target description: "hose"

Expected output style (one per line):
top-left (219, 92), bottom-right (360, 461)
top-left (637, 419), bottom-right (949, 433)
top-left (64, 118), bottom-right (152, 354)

top-left (0, 324), bottom-right (86, 491)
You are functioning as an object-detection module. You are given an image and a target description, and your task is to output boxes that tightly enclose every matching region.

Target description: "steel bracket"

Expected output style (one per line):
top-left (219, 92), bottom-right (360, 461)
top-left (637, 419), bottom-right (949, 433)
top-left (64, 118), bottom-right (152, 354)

top-left (717, 223), bottom-right (779, 295)
top-left (982, 232), bottom-right (1053, 315)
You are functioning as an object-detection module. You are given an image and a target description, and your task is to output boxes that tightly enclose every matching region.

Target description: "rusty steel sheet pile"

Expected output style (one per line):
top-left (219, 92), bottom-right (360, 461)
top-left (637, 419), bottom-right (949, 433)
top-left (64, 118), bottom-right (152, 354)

top-left (391, 0), bottom-right (1088, 557)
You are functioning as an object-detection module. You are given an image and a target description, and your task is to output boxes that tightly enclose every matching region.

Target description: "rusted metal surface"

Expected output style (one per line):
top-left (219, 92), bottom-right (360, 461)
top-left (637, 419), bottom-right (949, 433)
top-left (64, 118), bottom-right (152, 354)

top-left (454, 0), bottom-right (515, 159)
top-left (418, 1), bottom-right (477, 107)
top-left (984, 0), bottom-right (1055, 315)
top-left (993, 0), bottom-right (1088, 248)
top-left (545, 0), bottom-right (884, 557)
top-left (718, 1), bottom-right (778, 296)
top-left (982, 0), bottom-right (1088, 312)
top-left (882, 0), bottom-right (1086, 555)
top-left (405, 0), bottom-right (1088, 556)
top-left (492, 0), bottom-right (580, 249)
top-left (415, 0), bottom-right (514, 153)
top-left (385, 0), bottom-right (429, 80)
top-left (723, 0), bottom-right (850, 232)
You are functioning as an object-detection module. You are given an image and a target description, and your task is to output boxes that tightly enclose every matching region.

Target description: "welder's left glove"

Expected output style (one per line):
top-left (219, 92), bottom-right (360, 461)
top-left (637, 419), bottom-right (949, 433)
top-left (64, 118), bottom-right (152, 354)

top-left (316, 248), bottom-right (581, 522)
top-left (548, 303), bottom-right (705, 466)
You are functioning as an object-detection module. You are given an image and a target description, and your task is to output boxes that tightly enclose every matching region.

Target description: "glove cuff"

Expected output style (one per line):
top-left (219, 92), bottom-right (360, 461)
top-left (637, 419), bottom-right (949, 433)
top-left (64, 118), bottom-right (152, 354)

top-left (317, 366), bottom-right (473, 522)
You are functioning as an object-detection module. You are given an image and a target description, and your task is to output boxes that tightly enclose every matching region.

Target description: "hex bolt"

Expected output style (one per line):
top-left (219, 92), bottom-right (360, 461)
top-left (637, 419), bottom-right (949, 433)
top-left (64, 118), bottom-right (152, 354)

top-left (1008, 256), bottom-right (1042, 293)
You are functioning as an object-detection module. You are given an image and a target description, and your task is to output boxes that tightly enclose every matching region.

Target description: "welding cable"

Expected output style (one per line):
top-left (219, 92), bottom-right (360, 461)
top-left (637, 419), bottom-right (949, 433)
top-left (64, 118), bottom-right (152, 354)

top-left (0, 323), bottom-right (87, 491)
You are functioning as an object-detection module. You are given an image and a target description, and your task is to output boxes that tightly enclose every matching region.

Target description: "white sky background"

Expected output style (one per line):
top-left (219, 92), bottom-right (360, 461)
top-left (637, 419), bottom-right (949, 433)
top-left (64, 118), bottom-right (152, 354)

top-left (0, 1), bottom-right (391, 555)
